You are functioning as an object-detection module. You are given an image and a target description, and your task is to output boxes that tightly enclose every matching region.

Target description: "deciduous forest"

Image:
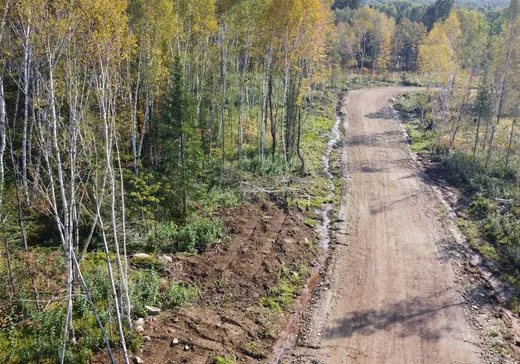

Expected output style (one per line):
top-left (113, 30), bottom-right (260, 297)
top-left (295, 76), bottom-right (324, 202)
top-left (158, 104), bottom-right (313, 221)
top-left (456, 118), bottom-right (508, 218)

top-left (1, 0), bottom-right (520, 362)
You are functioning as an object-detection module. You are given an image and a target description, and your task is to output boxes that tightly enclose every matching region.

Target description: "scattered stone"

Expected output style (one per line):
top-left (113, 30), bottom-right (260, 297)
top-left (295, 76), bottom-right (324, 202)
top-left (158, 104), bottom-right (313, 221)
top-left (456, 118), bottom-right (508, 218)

top-left (133, 356), bottom-right (144, 364)
top-left (145, 305), bottom-right (161, 316)
top-left (134, 318), bottom-right (145, 332)
top-left (158, 255), bottom-right (173, 265)
top-left (472, 305), bottom-right (479, 310)
top-left (133, 253), bottom-right (151, 260)
top-left (167, 328), bottom-right (175, 333)
top-left (184, 345), bottom-right (190, 351)
top-left (143, 336), bottom-right (151, 343)
top-left (170, 338), bottom-right (179, 347)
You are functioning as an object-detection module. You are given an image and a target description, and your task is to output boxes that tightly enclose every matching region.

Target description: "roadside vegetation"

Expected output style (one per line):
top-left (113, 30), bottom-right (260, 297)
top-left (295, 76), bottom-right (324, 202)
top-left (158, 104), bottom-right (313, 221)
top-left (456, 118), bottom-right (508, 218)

top-left (396, 87), bottom-right (520, 301)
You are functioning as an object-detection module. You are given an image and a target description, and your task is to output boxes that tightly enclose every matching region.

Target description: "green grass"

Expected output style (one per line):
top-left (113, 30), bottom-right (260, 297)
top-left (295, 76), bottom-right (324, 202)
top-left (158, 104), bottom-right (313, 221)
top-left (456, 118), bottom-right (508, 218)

top-left (406, 123), bottom-right (435, 152)
top-left (243, 341), bottom-right (267, 359)
top-left (260, 264), bottom-right (311, 314)
top-left (213, 355), bottom-right (235, 364)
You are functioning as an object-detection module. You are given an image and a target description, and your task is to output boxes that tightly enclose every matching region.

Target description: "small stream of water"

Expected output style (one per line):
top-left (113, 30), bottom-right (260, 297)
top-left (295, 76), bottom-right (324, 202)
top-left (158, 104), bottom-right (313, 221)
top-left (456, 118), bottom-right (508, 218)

top-left (273, 115), bottom-right (342, 364)
top-left (316, 117), bottom-right (342, 251)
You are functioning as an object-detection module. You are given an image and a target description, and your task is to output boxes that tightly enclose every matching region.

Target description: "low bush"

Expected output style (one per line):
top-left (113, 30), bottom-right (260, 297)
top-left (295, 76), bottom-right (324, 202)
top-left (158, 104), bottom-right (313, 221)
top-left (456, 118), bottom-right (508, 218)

top-left (130, 270), bottom-right (196, 317)
top-left (394, 92), bottom-right (425, 115)
top-left (131, 255), bottom-right (165, 271)
top-left (238, 154), bottom-right (288, 177)
top-left (469, 195), bottom-right (496, 220)
top-left (171, 215), bottom-right (223, 253)
top-left (159, 282), bottom-right (197, 309)
top-left (443, 152), bottom-right (519, 199)
top-left (131, 270), bottom-right (160, 318)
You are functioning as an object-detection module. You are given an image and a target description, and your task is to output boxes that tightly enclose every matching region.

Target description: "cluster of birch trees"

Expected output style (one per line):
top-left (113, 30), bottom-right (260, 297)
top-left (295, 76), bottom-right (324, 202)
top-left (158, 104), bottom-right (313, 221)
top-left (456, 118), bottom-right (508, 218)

top-left (336, 4), bottom-right (426, 73)
top-left (0, 0), bottom-right (332, 362)
top-left (418, 0), bottom-right (520, 169)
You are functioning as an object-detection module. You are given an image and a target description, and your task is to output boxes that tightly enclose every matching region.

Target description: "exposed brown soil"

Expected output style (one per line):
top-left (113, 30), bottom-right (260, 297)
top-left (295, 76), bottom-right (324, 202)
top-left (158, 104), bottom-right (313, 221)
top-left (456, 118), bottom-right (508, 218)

top-left (93, 201), bottom-right (319, 364)
top-left (283, 87), bottom-right (510, 363)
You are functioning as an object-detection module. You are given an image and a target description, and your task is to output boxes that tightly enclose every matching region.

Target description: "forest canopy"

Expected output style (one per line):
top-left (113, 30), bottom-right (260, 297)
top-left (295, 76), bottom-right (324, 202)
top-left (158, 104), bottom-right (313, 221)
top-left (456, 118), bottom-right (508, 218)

top-left (1, 0), bottom-right (520, 362)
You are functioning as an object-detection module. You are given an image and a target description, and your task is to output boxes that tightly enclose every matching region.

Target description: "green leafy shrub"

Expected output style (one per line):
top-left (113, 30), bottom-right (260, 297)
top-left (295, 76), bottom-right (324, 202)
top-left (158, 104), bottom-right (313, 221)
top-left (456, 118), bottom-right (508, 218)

top-left (125, 330), bottom-right (143, 353)
top-left (505, 244), bottom-right (520, 273)
top-left (172, 215), bottom-right (223, 253)
top-left (443, 152), bottom-right (519, 199)
top-left (469, 195), bottom-right (496, 220)
top-left (130, 270), bottom-right (195, 316)
top-left (483, 214), bottom-right (509, 244)
top-left (131, 270), bottom-right (160, 318)
top-left (394, 92), bottom-right (426, 115)
top-left (159, 282), bottom-right (197, 308)
top-left (131, 255), bottom-right (165, 271)
top-left (201, 188), bottom-right (241, 212)
top-left (128, 222), bottom-right (177, 253)
top-left (238, 155), bottom-right (287, 177)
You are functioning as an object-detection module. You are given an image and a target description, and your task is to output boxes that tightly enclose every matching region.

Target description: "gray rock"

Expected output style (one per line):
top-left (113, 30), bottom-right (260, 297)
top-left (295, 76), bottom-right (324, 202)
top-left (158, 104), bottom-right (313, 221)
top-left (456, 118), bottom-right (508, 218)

top-left (134, 318), bottom-right (145, 331)
top-left (170, 338), bottom-right (179, 347)
top-left (133, 356), bottom-right (144, 364)
top-left (145, 305), bottom-right (161, 315)
top-left (143, 336), bottom-right (151, 342)
top-left (158, 255), bottom-right (173, 265)
top-left (133, 253), bottom-right (152, 259)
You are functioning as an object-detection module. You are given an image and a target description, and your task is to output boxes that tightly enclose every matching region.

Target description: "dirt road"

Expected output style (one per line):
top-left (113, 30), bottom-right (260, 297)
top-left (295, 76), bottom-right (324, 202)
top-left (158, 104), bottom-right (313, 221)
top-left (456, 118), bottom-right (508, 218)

top-left (284, 87), bottom-right (484, 363)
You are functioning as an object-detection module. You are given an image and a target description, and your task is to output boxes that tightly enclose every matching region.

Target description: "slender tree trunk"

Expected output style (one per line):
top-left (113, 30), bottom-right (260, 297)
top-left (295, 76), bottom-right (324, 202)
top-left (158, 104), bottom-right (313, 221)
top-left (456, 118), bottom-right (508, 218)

top-left (505, 118), bottom-right (516, 170)
top-left (486, 28), bottom-right (515, 168)
top-left (0, 0), bottom-right (9, 232)
top-left (281, 31), bottom-right (289, 166)
top-left (114, 128), bottom-right (131, 326)
top-left (238, 30), bottom-right (251, 160)
top-left (472, 113), bottom-right (482, 160)
top-left (269, 75), bottom-right (276, 160)
top-left (129, 54), bottom-right (141, 175)
top-left (21, 25), bottom-right (32, 205)
top-left (0, 78), bottom-right (5, 220)
top-left (217, 23), bottom-right (229, 152)
top-left (449, 71), bottom-right (474, 148)
top-left (260, 44), bottom-right (273, 162)
top-left (72, 250), bottom-right (116, 364)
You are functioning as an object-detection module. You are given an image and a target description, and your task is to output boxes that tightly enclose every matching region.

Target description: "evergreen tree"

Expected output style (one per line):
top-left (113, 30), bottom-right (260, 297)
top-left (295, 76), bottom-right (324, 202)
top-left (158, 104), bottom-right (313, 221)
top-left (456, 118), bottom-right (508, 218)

top-left (423, 0), bottom-right (455, 31)
top-left (332, 0), bottom-right (361, 10)
top-left (508, 0), bottom-right (520, 21)
top-left (162, 57), bottom-right (200, 218)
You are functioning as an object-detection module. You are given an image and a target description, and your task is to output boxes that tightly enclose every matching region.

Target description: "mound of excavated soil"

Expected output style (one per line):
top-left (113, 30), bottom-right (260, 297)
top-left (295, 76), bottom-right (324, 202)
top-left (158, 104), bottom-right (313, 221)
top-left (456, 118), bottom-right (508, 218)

top-left (94, 201), bottom-right (318, 364)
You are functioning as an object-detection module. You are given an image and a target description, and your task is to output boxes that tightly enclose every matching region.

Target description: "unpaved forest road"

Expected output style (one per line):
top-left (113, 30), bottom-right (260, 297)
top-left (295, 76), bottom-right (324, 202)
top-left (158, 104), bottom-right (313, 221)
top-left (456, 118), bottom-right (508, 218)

top-left (284, 87), bottom-right (484, 363)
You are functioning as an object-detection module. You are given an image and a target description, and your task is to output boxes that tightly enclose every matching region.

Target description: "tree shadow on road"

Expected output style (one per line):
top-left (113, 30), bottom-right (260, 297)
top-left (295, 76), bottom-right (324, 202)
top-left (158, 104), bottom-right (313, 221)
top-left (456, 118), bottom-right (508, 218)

top-left (346, 130), bottom-right (402, 148)
top-left (364, 107), bottom-right (401, 120)
top-left (323, 292), bottom-right (463, 341)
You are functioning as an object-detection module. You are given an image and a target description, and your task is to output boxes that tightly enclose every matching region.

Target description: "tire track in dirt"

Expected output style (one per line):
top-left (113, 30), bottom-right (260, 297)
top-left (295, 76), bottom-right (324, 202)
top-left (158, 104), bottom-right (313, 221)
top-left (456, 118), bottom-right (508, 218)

top-left (284, 87), bottom-right (485, 364)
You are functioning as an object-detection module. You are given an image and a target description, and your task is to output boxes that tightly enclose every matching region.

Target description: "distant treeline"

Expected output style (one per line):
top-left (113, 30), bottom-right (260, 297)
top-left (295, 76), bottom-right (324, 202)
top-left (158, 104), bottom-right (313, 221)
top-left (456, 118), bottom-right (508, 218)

top-left (363, 0), bottom-right (508, 9)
